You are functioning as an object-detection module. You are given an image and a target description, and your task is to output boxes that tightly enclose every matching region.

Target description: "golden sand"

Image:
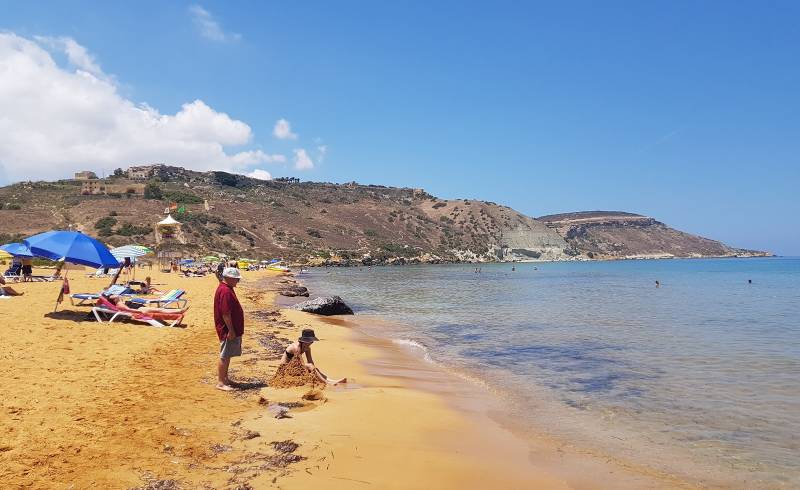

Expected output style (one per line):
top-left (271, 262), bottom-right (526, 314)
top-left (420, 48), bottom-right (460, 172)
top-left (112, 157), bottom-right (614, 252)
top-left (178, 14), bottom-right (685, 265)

top-left (268, 356), bottom-right (319, 389)
top-left (0, 267), bottom-right (682, 489)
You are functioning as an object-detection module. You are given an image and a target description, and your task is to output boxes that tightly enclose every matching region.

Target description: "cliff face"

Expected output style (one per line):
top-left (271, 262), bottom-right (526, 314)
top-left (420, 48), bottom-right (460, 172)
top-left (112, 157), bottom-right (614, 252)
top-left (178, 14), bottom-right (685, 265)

top-left (538, 211), bottom-right (768, 259)
top-left (0, 168), bottom-right (767, 264)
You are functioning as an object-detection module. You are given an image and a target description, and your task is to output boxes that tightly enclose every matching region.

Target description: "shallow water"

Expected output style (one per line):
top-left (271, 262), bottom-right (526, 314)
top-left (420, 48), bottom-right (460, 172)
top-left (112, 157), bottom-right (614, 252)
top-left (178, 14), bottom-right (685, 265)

top-left (301, 258), bottom-right (800, 488)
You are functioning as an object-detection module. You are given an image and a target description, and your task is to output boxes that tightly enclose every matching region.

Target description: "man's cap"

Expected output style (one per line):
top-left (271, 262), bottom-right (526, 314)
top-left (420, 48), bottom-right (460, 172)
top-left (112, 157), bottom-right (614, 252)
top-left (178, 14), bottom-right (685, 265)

top-left (222, 267), bottom-right (241, 279)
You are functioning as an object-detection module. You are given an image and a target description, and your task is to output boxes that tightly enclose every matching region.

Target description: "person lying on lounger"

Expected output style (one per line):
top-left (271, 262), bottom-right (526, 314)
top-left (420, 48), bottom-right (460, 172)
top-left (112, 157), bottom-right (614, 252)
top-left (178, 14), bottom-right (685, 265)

top-left (0, 275), bottom-right (23, 296)
top-left (105, 294), bottom-right (189, 315)
top-left (126, 276), bottom-right (163, 295)
top-left (279, 328), bottom-right (347, 385)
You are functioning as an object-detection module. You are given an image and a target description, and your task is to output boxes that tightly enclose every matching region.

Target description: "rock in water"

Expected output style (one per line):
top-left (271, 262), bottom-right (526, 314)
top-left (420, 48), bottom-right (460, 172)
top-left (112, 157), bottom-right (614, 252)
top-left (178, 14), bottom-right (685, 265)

top-left (289, 296), bottom-right (353, 315)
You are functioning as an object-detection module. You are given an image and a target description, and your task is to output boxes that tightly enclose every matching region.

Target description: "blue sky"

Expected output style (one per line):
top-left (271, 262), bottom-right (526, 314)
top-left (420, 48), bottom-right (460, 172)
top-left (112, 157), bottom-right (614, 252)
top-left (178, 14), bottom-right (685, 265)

top-left (1, 1), bottom-right (798, 254)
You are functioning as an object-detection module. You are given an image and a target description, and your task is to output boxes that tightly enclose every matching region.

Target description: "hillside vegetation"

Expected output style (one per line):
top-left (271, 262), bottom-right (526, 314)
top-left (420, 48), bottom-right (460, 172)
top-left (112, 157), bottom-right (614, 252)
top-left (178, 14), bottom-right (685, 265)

top-left (0, 166), bottom-right (768, 264)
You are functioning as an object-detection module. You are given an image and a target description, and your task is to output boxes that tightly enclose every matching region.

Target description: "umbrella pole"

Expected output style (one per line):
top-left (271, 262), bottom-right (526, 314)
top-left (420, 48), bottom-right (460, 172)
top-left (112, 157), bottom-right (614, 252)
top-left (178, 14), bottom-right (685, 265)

top-left (109, 267), bottom-right (123, 289)
top-left (54, 269), bottom-right (68, 313)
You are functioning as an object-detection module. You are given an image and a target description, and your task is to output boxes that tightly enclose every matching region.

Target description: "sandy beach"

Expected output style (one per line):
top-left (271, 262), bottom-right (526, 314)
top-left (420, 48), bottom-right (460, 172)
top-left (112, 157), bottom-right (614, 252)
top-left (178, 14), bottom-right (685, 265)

top-left (0, 267), bottom-right (692, 489)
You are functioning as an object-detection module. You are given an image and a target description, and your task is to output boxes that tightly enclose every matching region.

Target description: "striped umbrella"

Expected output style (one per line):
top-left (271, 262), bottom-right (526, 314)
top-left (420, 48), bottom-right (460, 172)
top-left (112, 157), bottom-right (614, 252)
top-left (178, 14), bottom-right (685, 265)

top-left (110, 245), bottom-right (152, 262)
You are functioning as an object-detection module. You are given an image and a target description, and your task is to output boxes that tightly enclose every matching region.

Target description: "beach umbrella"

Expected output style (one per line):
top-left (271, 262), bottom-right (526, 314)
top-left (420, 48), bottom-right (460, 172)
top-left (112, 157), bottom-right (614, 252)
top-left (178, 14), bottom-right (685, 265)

top-left (0, 242), bottom-right (34, 257)
top-left (202, 255), bottom-right (219, 262)
top-left (110, 245), bottom-right (152, 262)
top-left (24, 231), bottom-right (120, 268)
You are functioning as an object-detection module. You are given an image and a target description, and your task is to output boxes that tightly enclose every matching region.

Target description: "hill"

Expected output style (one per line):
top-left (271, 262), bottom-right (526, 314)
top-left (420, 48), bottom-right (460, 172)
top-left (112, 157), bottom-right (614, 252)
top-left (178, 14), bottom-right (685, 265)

top-left (538, 211), bottom-right (767, 259)
top-left (0, 166), bottom-right (769, 264)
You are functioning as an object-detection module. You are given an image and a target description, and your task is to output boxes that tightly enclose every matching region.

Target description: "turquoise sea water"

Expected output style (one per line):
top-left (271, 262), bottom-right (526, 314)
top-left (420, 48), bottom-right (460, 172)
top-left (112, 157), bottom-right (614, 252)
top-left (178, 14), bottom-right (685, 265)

top-left (302, 258), bottom-right (800, 488)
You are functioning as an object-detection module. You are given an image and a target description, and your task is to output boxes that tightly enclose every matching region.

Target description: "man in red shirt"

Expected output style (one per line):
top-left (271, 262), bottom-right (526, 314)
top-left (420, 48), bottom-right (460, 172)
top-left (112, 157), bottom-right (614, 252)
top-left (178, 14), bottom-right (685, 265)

top-left (214, 267), bottom-right (244, 391)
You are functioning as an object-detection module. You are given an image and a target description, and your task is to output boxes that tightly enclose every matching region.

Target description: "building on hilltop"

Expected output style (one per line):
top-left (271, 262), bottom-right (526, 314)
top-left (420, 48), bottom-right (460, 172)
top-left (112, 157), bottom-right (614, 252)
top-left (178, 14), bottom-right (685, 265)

top-left (81, 181), bottom-right (145, 196)
top-left (74, 171), bottom-right (98, 180)
top-left (126, 164), bottom-right (164, 180)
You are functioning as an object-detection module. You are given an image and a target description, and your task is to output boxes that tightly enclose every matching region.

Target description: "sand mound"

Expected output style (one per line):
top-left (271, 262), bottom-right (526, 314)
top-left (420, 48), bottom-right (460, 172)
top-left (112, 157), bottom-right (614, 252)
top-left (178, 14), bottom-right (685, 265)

top-left (269, 357), bottom-right (319, 389)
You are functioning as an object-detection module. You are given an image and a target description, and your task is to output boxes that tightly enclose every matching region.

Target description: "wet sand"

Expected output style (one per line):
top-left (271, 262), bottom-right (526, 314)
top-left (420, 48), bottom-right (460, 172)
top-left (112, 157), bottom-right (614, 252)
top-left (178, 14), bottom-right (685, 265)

top-left (0, 267), bottom-right (687, 488)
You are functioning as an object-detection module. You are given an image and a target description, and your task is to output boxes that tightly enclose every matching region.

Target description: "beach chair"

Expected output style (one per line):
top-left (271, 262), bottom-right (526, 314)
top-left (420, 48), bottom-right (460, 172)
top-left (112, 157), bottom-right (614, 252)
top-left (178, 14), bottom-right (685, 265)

top-left (91, 296), bottom-right (184, 328)
top-left (127, 289), bottom-right (187, 309)
top-left (70, 284), bottom-right (135, 306)
top-left (3, 263), bottom-right (21, 282)
top-left (30, 275), bottom-right (58, 282)
top-left (86, 268), bottom-right (118, 279)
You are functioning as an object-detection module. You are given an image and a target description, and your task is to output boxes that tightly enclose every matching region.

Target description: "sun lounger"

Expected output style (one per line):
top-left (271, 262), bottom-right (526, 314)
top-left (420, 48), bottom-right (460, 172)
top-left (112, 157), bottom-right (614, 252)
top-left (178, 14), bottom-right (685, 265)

top-left (3, 264), bottom-right (21, 282)
top-left (127, 289), bottom-right (187, 309)
top-left (86, 268), bottom-right (119, 278)
top-left (70, 284), bottom-right (135, 306)
top-left (91, 296), bottom-right (184, 328)
top-left (29, 275), bottom-right (58, 282)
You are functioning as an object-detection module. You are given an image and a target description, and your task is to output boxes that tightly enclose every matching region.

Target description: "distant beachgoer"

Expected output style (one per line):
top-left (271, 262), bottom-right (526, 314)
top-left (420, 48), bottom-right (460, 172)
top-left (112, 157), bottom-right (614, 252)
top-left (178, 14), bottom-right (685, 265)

top-left (511, 266), bottom-right (516, 272)
top-left (132, 276), bottom-right (162, 295)
top-left (215, 262), bottom-right (225, 282)
top-left (748, 279), bottom-right (752, 284)
top-left (655, 280), bottom-right (660, 288)
top-left (280, 328), bottom-right (346, 385)
top-left (214, 268), bottom-right (244, 391)
top-left (148, 262), bottom-right (153, 271)
top-left (21, 257), bottom-right (33, 282)
top-left (0, 275), bottom-right (23, 296)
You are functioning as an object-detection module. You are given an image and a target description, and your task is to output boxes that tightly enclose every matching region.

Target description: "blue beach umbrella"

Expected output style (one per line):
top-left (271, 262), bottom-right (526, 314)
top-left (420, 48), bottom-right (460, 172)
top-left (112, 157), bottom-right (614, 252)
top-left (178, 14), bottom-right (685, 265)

top-left (0, 242), bottom-right (34, 258)
top-left (24, 231), bottom-right (120, 268)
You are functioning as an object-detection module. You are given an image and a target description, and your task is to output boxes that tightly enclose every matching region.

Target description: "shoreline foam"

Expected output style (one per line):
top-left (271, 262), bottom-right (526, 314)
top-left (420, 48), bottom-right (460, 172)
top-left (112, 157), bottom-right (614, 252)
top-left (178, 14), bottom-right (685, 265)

top-left (289, 274), bottom-right (709, 489)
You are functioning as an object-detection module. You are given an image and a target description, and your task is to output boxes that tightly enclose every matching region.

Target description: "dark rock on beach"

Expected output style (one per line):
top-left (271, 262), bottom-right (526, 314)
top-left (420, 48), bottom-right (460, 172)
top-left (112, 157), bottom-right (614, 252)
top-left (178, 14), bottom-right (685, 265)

top-left (289, 296), bottom-right (354, 316)
top-left (279, 285), bottom-right (309, 297)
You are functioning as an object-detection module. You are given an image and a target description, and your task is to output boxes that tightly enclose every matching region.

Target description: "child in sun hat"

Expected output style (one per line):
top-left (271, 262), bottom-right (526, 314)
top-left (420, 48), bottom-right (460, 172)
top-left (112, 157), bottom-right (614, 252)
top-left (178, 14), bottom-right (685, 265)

top-left (279, 327), bottom-right (347, 385)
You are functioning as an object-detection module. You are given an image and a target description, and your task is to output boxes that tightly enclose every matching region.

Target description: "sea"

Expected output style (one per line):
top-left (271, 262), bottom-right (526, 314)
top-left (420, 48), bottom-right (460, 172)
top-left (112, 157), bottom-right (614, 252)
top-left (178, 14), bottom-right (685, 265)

top-left (301, 257), bottom-right (800, 488)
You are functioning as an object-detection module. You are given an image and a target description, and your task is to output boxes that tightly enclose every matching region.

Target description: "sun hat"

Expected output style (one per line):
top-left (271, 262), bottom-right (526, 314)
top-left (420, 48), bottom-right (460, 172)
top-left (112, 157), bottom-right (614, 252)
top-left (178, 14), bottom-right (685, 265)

top-left (298, 328), bottom-right (319, 343)
top-left (222, 267), bottom-right (241, 279)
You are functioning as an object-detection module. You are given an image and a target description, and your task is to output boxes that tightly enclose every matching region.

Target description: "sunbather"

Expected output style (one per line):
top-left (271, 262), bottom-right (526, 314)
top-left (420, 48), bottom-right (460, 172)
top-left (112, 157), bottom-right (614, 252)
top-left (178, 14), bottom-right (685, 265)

top-left (105, 294), bottom-right (189, 314)
top-left (126, 276), bottom-right (163, 295)
top-left (0, 275), bottom-right (23, 296)
top-left (279, 328), bottom-right (346, 385)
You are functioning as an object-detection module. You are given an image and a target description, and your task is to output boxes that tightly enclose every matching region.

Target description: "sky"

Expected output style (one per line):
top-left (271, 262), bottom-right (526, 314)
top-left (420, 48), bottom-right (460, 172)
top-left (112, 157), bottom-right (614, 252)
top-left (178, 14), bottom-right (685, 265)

top-left (1, 1), bottom-right (798, 254)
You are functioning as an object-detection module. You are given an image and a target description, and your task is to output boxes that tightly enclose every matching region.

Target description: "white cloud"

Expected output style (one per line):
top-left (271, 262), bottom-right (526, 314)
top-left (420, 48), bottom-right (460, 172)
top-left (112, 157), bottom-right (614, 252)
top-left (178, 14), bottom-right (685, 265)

top-left (273, 118), bottom-right (298, 140)
top-left (34, 35), bottom-right (103, 77)
top-left (316, 144), bottom-right (328, 163)
top-left (189, 5), bottom-right (241, 42)
top-left (293, 149), bottom-right (314, 170)
top-left (231, 151), bottom-right (286, 165)
top-left (0, 33), bottom-right (276, 183)
top-left (247, 169), bottom-right (272, 180)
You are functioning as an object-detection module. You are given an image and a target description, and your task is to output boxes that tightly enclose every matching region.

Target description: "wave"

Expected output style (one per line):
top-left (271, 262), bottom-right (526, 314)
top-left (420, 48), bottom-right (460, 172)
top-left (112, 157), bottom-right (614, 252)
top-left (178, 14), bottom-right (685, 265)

top-left (390, 338), bottom-right (434, 363)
